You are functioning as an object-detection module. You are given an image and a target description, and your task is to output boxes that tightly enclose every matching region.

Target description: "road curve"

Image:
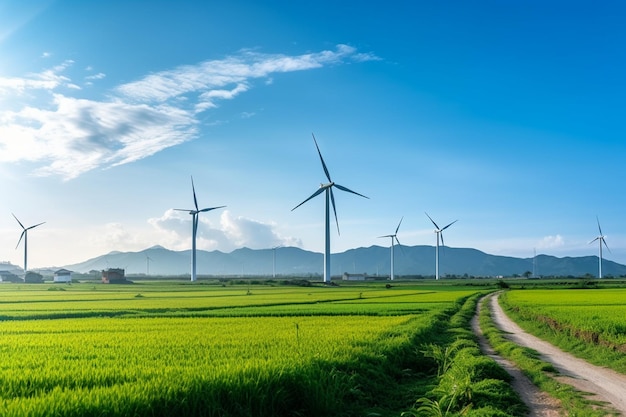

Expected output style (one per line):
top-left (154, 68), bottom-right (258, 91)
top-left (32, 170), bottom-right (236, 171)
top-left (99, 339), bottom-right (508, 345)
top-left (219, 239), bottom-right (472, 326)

top-left (489, 292), bottom-right (626, 415)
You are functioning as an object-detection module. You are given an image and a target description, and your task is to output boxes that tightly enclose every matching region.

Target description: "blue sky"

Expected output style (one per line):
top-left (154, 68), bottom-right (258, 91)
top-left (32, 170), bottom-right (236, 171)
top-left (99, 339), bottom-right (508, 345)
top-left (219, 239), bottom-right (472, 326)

top-left (1, 0), bottom-right (625, 269)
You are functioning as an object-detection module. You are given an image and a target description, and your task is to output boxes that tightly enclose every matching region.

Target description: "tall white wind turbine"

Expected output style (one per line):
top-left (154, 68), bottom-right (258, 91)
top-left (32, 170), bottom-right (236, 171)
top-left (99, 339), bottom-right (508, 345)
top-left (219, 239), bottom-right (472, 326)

top-left (174, 176), bottom-right (225, 282)
top-left (425, 212), bottom-right (457, 280)
top-left (292, 134), bottom-right (368, 283)
top-left (12, 213), bottom-right (45, 276)
top-left (378, 217), bottom-right (403, 281)
top-left (589, 216), bottom-right (610, 278)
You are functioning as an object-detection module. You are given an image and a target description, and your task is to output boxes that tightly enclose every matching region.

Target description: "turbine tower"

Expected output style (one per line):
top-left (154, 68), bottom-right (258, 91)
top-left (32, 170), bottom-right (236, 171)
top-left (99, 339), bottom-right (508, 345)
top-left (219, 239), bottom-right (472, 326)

top-left (292, 134), bottom-right (368, 283)
top-left (589, 216), bottom-right (610, 278)
top-left (378, 217), bottom-right (403, 281)
top-left (425, 212), bottom-right (457, 281)
top-left (174, 176), bottom-right (225, 282)
top-left (12, 213), bottom-right (45, 276)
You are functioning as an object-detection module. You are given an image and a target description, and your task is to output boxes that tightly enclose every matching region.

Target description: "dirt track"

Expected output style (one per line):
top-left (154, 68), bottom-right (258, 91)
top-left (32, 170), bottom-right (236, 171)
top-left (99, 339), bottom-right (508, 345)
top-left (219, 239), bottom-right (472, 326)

top-left (484, 292), bottom-right (626, 415)
top-left (472, 295), bottom-right (562, 416)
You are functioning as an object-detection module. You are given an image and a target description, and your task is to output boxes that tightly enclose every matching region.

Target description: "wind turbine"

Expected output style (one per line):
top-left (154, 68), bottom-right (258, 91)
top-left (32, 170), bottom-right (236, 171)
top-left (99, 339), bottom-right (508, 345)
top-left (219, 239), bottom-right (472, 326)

top-left (12, 213), bottom-right (45, 276)
top-left (589, 216), bottom-right (610, 278)
top-left (146, 255), bottom-right (153, 276)
top-left (378, 217), bottom-right (403, 281)
top-left (174, 176), bottom-right (225, 282)
top-left (292, 134), bottom-right (368, 283)
top-left (425, 212), bottom-right (457, 280)
top-left (272, 245), bottom-right (282, 278)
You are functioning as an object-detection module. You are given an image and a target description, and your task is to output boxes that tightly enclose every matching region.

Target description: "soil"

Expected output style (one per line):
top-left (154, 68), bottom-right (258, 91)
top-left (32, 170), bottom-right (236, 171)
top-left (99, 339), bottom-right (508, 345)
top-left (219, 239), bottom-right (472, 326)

top-left (477, 292), bottom-right (626, 416)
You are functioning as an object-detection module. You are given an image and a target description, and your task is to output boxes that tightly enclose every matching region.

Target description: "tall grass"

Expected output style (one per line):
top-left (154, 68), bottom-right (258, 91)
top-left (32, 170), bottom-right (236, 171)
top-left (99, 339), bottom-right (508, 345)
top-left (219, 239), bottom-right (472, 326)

top-left (403, 294), bottom-right (527, 417)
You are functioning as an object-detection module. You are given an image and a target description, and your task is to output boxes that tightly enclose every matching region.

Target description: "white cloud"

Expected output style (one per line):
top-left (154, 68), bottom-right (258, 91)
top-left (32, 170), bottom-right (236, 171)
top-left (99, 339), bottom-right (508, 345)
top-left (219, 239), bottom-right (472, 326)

top-left (0, 44), bottom-right (375, 180)
top-left (537, 234), bottom-right (565, 249)
top-left (85, 72), bottom-right (106, 81)
top-left (115, 44), bottom-right (374, 103)
top-left (0, 94), bottom-right (197, 179)
top-left (195, 82), bottom-right (249, 113)
top-left (148, 209), bottom-right (302, 252)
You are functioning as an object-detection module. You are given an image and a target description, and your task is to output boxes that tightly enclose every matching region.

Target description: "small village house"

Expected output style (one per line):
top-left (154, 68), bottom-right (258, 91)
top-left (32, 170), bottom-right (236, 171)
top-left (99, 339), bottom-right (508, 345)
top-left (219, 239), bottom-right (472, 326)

top-left (53, 269), bottom-right (73, 283)
top-left (102, 268), bottom-right (130, 284)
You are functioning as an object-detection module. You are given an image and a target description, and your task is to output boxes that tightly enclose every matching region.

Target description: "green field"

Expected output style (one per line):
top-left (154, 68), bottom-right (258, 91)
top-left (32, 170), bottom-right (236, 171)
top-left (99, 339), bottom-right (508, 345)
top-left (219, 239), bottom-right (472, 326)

top-left (0, 281), bottom-right (522, 416)
top-left (500, 288), bottom-right (626, 373)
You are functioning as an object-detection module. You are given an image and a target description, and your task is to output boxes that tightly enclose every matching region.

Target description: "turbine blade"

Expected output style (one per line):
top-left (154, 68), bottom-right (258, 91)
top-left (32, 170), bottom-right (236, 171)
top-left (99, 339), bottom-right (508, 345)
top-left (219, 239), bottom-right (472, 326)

top-left (12, 213), bottom-right (25, 230)
top-left (596, 216), bottom-right (603, 236)
top-left (442, 220), bottom-right (458, 231)
top-left (395, 216), bottom-right (404, 234)
top-left (589, 237), bottom-right (600, 245)
top-left (333, 183), bottom-right (369, 199)
top-left (425, 212), bottom-right (439, 230)
top-left (26, 222), bottom-right (45, 231)
top-left (312, 133), bottom-right (332, 183)
top-left (396, 237), bottom-right (406, 257)
top-left (292, 188), bottom-right (325, 211)
top-left (15, 230), bottom-right (26, 249)
top-left (174, 208), bottom-right (194, 213)
top-left (198, 206), bottom-right (226, 213)
top-left (440, 232), bottom-right (446, 248)
top-left (378, 234), bottom-right (393, 238)
top-left (330, 188), bottom-right (340, 235)
top-left (191, 176), bottom-right (199, 211)
top-left (602, 237), bottom-right (611, 253)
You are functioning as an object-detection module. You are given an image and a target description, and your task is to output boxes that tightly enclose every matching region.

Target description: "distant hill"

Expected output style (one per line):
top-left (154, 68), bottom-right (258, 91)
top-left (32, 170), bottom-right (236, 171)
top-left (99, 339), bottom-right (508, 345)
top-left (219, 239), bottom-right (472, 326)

top-left (60, 245), bottom-right (626, 278)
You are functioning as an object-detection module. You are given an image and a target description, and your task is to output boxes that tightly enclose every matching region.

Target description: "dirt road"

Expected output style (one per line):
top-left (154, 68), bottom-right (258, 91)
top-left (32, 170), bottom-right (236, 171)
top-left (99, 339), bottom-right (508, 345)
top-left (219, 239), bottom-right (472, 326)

top-left (487, 292), bottom-right (626, 415)
top-left (472, 295), bottom-right (562, 416)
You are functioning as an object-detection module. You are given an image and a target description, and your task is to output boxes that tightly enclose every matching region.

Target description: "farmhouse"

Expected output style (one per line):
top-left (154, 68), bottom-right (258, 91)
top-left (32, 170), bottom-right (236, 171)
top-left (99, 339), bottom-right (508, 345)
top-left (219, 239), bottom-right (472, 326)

top-left (102, 268), bottom-right (131, 284)
top-left (53, 269), bottom-right (73, 283)
top-left (25, 271), bottom-right (44, 283)
top-left (0, 270), bottom-right (21, 283)
top-left (342, 272), bottom-right (367, 281)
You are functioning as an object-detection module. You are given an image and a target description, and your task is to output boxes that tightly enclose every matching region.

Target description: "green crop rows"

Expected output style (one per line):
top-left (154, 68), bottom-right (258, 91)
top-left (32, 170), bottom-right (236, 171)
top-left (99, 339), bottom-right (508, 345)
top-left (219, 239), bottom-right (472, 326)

top-left (0, 282), bottom-right (511, 416)
top-left (500, 288), bottom-right (626, 373)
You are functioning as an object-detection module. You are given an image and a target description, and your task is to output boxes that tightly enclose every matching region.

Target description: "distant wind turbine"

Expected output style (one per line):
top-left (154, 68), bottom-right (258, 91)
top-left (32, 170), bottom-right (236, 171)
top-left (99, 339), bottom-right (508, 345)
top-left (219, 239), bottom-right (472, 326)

top-left (292, 133), bottom-right (368, 283)
top-left (589, 216), bottom-right (610, 278)
top-left (174, 176), bottom-right (225, 282)
top-left (425, 212), bottom-right (457, 280)
top-left (272, 245), bottom-right (282, 278)
top-left (378, 217), bottom-right (403, 281)
top-left (12, 213), bottom-right (45, 276)
top-left (146, 255), bottom-right (153, 276)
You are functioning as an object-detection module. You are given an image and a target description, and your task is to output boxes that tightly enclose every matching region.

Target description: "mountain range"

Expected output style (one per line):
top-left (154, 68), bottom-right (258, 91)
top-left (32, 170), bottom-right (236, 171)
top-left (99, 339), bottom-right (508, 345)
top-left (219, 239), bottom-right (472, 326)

top-left (59, 245), bottom-right (626, 278)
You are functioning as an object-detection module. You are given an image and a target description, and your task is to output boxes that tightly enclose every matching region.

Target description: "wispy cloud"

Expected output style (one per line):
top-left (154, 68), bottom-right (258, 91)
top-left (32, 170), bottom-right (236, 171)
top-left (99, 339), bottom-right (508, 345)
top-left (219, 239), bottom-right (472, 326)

top-left (0, 44), bottom-right (376, 180)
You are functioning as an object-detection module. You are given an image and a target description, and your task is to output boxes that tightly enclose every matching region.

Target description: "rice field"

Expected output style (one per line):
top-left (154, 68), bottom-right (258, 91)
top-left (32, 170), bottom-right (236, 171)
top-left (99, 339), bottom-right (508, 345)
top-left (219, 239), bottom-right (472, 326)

top-left (502, 288), bottom-right (626, 346)
top-left (500, 288), bottom-right (626, 373)
top-left (0, 281), bottom-right (489, 416)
